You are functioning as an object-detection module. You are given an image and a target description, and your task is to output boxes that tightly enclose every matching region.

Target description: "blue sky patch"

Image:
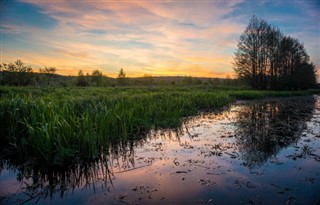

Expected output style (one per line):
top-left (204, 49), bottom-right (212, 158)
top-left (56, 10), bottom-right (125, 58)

top-left (1, 0), bottom-right (57, 29)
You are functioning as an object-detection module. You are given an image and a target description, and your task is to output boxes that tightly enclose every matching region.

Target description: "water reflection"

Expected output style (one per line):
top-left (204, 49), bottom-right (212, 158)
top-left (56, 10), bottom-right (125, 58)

top-left (1, 156), bottom-right (113, 203)
top-left (233, 97), bottom-right (316, 167)
top-left (0, 130), bottom-right (183, 204)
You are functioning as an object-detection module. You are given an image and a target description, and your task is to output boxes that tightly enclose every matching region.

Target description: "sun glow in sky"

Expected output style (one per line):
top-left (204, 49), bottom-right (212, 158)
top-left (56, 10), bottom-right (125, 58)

top-left (1, 0), bottom-right (319, 78)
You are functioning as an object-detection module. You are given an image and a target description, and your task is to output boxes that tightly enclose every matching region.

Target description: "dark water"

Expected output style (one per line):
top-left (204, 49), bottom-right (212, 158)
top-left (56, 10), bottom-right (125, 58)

top-left (1, 96), bottom-right (320, 205)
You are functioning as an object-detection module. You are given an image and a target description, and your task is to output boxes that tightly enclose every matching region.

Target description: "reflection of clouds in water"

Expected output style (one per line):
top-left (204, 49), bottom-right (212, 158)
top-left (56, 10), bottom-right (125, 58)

top-left (0, 169), bottom-right (24, 194)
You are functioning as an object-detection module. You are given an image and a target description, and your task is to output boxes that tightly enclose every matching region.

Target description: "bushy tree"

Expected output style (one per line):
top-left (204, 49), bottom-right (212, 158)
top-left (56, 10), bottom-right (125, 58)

top-left (117, 68), bottom-right (127, 86)
top-left (39, 66), bottom-right (57, 86)
top-left (91, 69), bottom-right (103, 86)
top-left (0, 60), bottom-right (34, 86)
top-left (76, 70), bottom-right (89, 86)
top-left (293, 62), bottom-right (317, 90)
top-left (234, 16), bottom-right (317, 90)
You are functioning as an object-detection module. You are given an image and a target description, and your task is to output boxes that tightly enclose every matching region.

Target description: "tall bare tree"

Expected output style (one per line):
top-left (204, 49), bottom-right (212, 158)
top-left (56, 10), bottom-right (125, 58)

top-left (234, 16), bottom-right (316, 90)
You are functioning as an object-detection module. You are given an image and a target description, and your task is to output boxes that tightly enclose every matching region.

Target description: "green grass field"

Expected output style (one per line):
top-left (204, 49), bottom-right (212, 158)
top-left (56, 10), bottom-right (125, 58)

top-left (1, 86), bottom-right (319, 166)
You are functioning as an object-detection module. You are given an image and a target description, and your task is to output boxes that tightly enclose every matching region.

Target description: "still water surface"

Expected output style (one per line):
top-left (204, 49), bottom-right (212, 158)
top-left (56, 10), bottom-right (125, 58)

top-left (1, 96), bottom-right (320, 204)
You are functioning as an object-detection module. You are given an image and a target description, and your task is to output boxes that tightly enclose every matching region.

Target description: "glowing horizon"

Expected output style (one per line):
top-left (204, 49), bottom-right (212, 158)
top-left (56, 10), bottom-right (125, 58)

top-left (1, 0), bottom-right (319, 79)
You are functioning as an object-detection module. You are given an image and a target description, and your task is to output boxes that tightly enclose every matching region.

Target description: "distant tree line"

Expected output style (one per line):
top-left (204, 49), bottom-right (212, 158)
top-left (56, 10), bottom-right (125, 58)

top-left (234, 16), bottom-right (317, 90)
top-left (0, 60), bottom-right (109, 87)
top-left (0, 60), bottom-right (34, 86)
top-left (76, 69), bottom-right (109, 86)
top-left (1, 59), bottom-right (247, 88)
top-left (0, 60), bottom-right (67, 86)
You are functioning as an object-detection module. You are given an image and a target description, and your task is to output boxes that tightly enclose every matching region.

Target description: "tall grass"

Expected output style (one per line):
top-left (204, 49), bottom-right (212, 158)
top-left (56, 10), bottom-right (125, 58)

top-left (0, 86), bottom-right (319, 166)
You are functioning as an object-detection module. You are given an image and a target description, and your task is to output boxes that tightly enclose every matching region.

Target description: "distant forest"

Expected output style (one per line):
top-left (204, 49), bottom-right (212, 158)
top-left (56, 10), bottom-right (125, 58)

top-left (234, 16), bottom-right (317, 90)
top-left (0, 60), bottom-right (242, 88)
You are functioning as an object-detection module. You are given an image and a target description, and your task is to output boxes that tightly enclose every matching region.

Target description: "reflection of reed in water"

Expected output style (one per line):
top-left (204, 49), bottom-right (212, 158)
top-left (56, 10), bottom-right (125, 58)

top-left (0, 129), bottom-right (183, 203)
top-left (234, 97), bottom-right (316, 167)
top-left (1, 154), bottom-right (113, 203)
top-left (1, 141), bottom-right (133, 203)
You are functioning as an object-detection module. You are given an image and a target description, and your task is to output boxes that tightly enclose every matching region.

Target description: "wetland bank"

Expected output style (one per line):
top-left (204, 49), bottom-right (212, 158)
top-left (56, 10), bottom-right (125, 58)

top-left (0, 87), bottom-right (319, 205)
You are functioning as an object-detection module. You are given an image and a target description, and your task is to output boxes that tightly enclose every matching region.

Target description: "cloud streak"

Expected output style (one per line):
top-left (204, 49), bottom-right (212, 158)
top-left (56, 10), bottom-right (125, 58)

top-left (1, 0), bottom-right (319, 79)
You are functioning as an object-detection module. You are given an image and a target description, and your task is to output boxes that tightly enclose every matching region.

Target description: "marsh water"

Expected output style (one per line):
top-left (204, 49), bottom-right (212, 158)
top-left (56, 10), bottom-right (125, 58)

top-left (1, 96), bottom-right (320, 205)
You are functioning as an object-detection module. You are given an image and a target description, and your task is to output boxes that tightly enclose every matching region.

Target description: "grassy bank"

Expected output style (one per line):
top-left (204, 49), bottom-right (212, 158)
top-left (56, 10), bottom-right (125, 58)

top-left (1, 86), bottom-right (319, 166)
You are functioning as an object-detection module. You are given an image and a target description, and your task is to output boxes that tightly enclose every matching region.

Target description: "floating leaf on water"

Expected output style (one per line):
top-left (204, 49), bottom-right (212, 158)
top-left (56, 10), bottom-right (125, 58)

top-left (206, 172), bottom-right (221, 175)
top-left (173, 158), bottom-right (180, 166)
top-left (176, 171), bottom-right (188, 174)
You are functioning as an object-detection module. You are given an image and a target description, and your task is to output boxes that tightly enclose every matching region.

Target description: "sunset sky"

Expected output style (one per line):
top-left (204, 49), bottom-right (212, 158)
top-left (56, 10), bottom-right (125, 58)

top-left (1, 0), bottom-right (319, 78)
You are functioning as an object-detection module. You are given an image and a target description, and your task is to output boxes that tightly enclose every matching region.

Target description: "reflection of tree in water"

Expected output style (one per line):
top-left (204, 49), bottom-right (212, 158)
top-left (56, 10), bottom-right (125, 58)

top-left (234, 97), bottom-right (316, 168)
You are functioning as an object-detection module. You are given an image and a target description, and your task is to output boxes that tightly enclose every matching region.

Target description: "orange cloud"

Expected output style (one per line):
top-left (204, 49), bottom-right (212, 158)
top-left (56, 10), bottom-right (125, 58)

top-left (2, 0), bottom-right (245, 78)
top-left (316, 67), bottom-right (320, 82)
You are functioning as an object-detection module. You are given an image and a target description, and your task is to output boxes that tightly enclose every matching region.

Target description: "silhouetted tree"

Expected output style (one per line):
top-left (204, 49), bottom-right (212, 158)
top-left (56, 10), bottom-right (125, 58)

top-left (277, 36), bottom-right (311, 89)
top-left (234, 16), bottom-right (317, 90)
top-left (117, 68), bottom-right (127, 86)
top-left (234, 16), bottom-right (282, 89)
top-left (293, 62), bottom-right (317, 90)
top-left (39, 66), bottom-right (57, 86)
top-left (76, 70), bottom-right (89, 86)
top-left (0, 60), bottom-right (34, 86)
top-left (91, 69), bottom-right (103, 86)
